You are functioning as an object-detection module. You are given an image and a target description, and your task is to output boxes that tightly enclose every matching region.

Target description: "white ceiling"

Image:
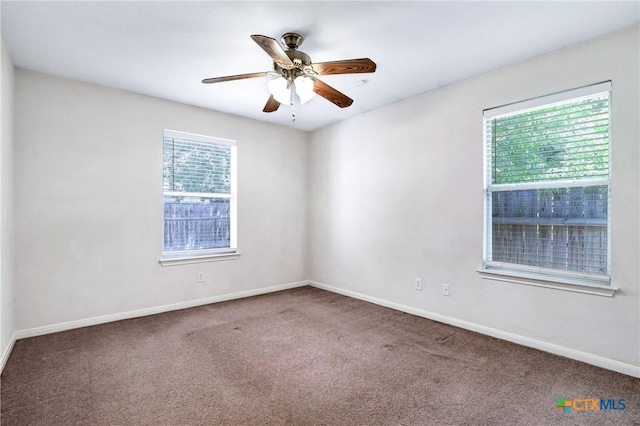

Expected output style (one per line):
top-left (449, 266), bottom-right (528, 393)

top-left (2, 1), bottom-right (638, 132)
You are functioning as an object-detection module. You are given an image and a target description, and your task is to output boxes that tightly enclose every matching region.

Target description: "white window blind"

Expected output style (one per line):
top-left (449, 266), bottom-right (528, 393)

top-left (483, 82), bottom-right (611, 285)
top-left (162, 130), bottom-right (237, 257)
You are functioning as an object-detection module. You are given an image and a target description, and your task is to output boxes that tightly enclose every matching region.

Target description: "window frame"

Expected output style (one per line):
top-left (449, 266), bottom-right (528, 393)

top-left (160, 129), bottom-right (239, 266)
top-left (479, 82), bottom-right (617, 296)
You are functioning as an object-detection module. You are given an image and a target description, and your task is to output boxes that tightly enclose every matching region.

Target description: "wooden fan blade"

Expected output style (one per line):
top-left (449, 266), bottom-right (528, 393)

top-left (312, 78), bottom-right (353, 108)
top-left (311, 58), bottom-right (376, 75)
top-left (202, 72), bottom-right (270, 84)
top-left (250, 35), bottom-right (294, 69)
top-left (263, 95), bottom-right (280, 113)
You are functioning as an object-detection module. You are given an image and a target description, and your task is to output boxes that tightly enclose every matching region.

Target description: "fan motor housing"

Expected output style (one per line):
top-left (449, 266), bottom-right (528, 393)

top-left (274, 50), bottom-right (312, 77)
top-left (286, 50), bottom-right (311, 66)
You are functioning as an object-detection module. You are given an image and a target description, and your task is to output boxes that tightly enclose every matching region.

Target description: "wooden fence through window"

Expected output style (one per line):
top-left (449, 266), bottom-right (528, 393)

top-left (491, 186), bottom-right (607, 275)
top-left (164, 200), bottom-right (230, 251)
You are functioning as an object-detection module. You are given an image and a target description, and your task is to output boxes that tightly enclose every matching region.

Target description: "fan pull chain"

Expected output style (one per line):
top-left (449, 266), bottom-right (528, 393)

top-left (290, 87), bottom-right (296, 122)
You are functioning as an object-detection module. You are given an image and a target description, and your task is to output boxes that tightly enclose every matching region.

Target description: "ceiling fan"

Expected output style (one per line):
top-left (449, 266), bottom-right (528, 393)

top-left (202, 32), bottom-right (376, 117)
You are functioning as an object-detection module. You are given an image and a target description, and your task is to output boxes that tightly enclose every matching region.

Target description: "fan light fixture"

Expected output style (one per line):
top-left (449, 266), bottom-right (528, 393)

top-left (267, 77), bottom-right (290, 104)
top-left (267, 76), bottom-right (316, 105)
top-left (295, 76), bottom-right (315, 104)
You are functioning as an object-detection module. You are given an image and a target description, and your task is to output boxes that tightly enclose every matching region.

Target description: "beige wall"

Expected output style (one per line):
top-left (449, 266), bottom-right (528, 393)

top-left (309, 27), bottom-right (639, 372)
top-left (1, 38), bottom-right (16, 364)
top-left (14, 70), bottom-right (309, 331)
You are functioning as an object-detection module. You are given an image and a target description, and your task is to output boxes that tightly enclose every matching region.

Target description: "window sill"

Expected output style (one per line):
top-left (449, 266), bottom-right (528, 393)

top-left (160, 251), bottom-right (241, 267)
top-left (477, 268), bottom-right (618, 297)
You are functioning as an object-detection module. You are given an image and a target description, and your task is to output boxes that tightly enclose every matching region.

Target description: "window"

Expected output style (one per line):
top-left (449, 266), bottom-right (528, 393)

top-left (482, 82), bottom-right (611, 290)
top-left (162, 130), bottom-right (237, 262)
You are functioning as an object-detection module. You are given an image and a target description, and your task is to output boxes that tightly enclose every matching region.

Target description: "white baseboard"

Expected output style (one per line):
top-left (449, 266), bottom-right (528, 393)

top-left (309, 280), bottom-right (640, 378)
top-left (15, 280), bottom-right (310, 340)
top-left (0, 332), bottom-right (17, 373)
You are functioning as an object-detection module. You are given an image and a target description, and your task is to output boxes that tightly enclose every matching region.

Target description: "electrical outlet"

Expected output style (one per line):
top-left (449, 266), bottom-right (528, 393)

top-left (197, 272), bottom-right (205, 283)
top-left (442, 283), bottom-right (450, 297)
top-left (415, 277), bottom-right (423, 291)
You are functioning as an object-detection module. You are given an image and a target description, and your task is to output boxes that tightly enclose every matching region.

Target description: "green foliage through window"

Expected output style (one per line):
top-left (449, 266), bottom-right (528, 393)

top-left (163, 137), bottom-right (232, 194)
top-left (489, 94), bottom-right (609, 185)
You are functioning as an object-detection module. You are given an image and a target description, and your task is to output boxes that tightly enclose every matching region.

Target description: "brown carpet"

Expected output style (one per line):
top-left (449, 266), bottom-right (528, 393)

top-left (1, 286), bottom-right (638, 425)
